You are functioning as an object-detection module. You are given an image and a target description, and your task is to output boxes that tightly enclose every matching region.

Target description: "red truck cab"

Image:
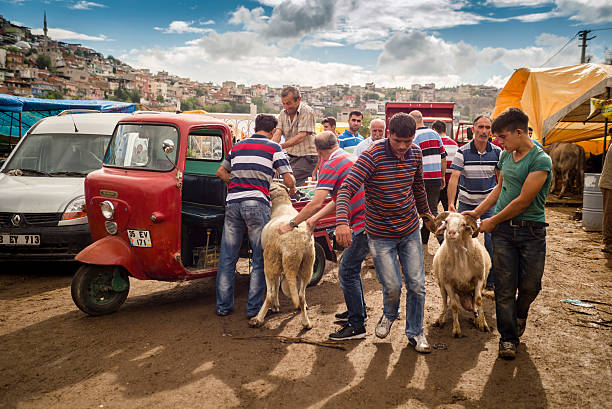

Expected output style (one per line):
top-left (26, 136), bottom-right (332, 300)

top-left (385, 102), bottom-right (454, 137)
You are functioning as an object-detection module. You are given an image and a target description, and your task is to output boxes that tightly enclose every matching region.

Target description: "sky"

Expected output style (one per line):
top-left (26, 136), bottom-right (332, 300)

top-left (3, 0), bottom-right (612, 88)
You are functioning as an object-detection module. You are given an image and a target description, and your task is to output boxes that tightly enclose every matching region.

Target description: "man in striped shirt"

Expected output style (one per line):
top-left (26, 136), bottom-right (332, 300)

top-left (409, 110), bottom-right (447, 246)
top-left (336, 112), bottom-right (435, 353)
top-left (447, 114), bottom-right (502, 291)
top-left (215, 114), bottom-right (296, 318)
top-left (337, 111), bottom-right (364, 154)
top-left (279, 131), bottom-right (368, 340)
top-left (432, 120), bottom-right (459, 212)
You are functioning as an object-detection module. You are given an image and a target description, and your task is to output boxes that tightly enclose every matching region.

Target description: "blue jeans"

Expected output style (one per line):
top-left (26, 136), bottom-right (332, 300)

top-left (367, 228), bottom-right (426, 338)
top-left (216, 200), bottom-right (270, 316)
top-left (492, 222), bottom-right (546, 345)
top-left (458, 201), bottom-right (495, 288)
top-left (338, 231), bottom-right (369, 329)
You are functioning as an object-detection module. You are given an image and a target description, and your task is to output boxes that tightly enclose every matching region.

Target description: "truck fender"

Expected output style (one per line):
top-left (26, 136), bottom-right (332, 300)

top-left (314, 230), bottom-right (337, 263)
top-left (75, 236), bottom-right (147, 280)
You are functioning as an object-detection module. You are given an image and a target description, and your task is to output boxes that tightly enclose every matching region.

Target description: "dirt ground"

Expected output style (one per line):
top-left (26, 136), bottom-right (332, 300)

top-left (1, 205), bottom-right (611, 409)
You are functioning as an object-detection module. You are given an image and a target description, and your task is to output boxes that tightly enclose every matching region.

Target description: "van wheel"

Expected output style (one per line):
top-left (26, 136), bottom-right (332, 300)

top-left (71, 264), bottom-right (130, 316)
top-left (308, 242), bottom-right (326, 287)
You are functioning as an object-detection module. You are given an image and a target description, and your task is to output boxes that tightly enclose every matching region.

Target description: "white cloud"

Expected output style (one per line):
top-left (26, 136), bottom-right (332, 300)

top-left (494, 0), bottom-right (612, 23)
top-left (302, 40), bottom-right (344, 48)
top-left (70, 1), bottom-right (107, 10)
top-left (355, 41), bottom-right (386, 50)
top-left (484, 74), bottom-right (511, 88)
top-left (377, 31), bottom-right (579, 80)
top-left (154, 21), bottom-right (213, 34)
top-left (486, 0), bottom-right (552, 6)
top-left (199, 19), bottom-right (215, 25)
top-left (31, 27), bottom-right (108, 41)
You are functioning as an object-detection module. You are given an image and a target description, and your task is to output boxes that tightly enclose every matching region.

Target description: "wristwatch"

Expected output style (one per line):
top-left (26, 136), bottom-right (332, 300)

top-left (289, 219), bottom-right (298, 229)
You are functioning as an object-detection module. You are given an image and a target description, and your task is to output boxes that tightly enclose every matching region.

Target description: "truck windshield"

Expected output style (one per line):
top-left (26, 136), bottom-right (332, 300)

top-left (2, 133), bottom-right (109, 176)
top-left (105, 124), bottom-right (179, 171)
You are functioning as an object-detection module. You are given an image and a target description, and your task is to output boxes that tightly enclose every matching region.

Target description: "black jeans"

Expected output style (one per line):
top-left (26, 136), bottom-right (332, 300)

top-left (492, 222), bottom-right (546, 345)
top-left (421, 183), bottom-right (440, 245)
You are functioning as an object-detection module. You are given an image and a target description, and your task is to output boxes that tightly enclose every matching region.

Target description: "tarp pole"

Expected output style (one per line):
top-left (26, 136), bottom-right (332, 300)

top-left (19, 112), bottom-right (22, 138)
top-left (9, 112), bottom-right (13, 151)
top-left (605, 87), bottom-right (610, 169)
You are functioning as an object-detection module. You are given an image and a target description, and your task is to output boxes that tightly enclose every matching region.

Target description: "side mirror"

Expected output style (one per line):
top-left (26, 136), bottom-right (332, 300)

top-left (466, 127), bottom-right (473, 140)
top-left (162, 139), bottom-right (176, 170)
top-left (162, 139), bottom-right (175, 154)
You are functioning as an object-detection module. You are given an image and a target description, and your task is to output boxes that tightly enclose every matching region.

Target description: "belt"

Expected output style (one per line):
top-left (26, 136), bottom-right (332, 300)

top-left (501, 219), bottom-right (548, 228)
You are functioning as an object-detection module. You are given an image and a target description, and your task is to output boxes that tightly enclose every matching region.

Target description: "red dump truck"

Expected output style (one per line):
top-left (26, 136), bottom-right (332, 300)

top-left (385, 102), bottom-right (454, 138)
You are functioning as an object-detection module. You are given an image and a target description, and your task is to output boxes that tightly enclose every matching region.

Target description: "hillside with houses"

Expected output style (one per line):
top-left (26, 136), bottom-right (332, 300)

top-left (0, 15), bottom-right (498, 121)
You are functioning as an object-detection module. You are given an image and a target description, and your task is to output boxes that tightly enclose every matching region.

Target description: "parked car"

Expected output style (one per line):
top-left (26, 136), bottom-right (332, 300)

top-left (0, 112), bottom-right (129, 261)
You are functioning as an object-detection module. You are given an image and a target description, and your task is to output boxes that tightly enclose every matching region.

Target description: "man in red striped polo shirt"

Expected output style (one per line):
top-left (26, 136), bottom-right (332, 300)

top-left (280, 131), bottom-right (368, 340)
top-left (336, 112), bottom-right (436, 353)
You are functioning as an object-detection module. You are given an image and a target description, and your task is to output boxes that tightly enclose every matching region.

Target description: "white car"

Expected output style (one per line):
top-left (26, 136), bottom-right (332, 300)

top-left (0, 112), bottom-right (129, 261)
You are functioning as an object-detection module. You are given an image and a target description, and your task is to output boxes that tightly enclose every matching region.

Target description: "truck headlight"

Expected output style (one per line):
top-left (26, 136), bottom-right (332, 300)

top-left (100, 201), bottom-right (115, 220)
top-left (59, 196), bottom-right (87, 225)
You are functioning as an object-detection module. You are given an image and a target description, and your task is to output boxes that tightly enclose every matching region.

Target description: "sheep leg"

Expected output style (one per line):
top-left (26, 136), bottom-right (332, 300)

top-left (450, 291), bottom-right (462, 338)
top-left (558, 170), bottom-right (568, 199)
top-left (435, 280), bottom-right (449, 328)
top-left (298, 276), bottom-right (312, 329)
top-left (249, 274), bottom-right (277, 328)
top-left (473, 280), bottom-right (490, 332)
top-left (272, 276), bottom-right (281, 313)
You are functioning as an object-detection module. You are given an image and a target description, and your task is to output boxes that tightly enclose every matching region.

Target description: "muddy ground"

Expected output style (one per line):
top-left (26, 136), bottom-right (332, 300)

top-left (1, 205), bottom-right (611, 409)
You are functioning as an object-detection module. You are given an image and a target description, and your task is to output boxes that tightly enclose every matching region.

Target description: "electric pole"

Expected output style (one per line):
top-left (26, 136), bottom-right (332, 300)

top-left (578, 30), bottom-right (596, 63)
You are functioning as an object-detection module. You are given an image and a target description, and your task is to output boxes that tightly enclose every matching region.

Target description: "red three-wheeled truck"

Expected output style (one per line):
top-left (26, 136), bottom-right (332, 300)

top-left (71, 113), bottom-right (337, 315)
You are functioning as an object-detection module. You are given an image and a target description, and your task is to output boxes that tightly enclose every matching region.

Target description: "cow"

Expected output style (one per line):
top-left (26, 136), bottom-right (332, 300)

top-left (545, 142), bottom-right (585, 199)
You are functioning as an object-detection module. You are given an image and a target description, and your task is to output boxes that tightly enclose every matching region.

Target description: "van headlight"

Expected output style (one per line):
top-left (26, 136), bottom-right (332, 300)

top-left (100, 200), bottom-right (115, 220)
top-left (59, 196), bottom-right (87, 225)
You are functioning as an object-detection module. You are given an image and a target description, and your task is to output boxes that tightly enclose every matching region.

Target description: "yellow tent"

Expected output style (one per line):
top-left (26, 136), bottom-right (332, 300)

top-left (492, 63), bottom-right (612, 154)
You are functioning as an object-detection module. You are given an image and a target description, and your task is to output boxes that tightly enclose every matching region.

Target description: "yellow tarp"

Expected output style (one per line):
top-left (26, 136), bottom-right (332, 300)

top-left (492, 63), bottom-right (612, 152)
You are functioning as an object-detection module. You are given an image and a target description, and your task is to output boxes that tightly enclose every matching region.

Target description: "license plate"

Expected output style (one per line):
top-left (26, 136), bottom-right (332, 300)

top-left (0, 234), bottom-right (40, 246)
top-left (127, 229), bottom-right (152, 247)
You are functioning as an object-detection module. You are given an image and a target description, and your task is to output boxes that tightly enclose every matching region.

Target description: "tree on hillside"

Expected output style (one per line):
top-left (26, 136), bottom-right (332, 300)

top-left (156, 94), bottom-right (165, 103)
top-left (35, 55), bottom-right (52, 70)
top-left (41, 90), bottom-right (64, 100)
top-left (181, 97), bottom-right (204, 111)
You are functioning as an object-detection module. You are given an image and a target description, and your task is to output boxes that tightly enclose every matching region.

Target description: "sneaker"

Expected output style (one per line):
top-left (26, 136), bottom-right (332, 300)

top-left (216, 309), bottom-right (232, 317)
top-left (375, 314), bottom-right (394, 339)
top-left (517, 318), bottom-right (527, 337)
top-left (408, 332), bottom-right (432, 354)
top-left (329, 324), bottom-right (366, 340)
top-left (334, 310), bottom-right (368, 322)
top-left (498, 341), bottom-right (517, 360)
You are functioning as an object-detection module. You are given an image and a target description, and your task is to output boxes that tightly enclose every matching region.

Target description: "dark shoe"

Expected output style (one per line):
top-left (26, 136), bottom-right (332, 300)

top-left (498, 341), bottom-right (517, 360)
top-left (329, 324), bottom-right (366, 340)
top-left (335, 310), bottom-right (368, 322)
top-left (602, 247), bottom-right (612, 254)
top-left (517, 318), bottom-right (527, 337)
top-left (216, 309), bottom-right (232, 317)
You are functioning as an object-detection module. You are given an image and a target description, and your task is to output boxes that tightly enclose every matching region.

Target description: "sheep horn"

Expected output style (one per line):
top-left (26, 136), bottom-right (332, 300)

top-left (434, 211), bottom-right (451, 233)
top-left (464, 214), bottom-right (480, 238)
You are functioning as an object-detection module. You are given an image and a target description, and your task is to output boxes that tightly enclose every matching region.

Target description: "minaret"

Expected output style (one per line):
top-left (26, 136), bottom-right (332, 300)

top-left (43, 11), bottom-right (48, 47)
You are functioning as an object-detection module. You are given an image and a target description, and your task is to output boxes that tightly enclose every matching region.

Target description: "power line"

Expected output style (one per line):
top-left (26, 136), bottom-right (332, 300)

top-left (539, 33), bottom-right (577, 67)
top-left (590, 27), bottom-right (612, 32)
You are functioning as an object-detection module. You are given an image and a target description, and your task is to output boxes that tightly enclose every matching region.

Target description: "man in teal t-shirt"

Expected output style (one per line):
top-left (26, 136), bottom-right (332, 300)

top-left (464, 107), bottom-right (552, 361)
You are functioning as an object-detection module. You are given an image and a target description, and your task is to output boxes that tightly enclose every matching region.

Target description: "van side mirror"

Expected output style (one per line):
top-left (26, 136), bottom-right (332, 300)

top-left (162, 139), bottom-right (176, 170)
top-left (467, 127), bottom-right (473, 140)
top-left (162, 139), bottom-right (175, 154)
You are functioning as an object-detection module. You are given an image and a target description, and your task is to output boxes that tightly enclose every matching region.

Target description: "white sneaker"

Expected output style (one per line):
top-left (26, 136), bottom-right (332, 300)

top-left (408, 332), bottom-right (432, 354)
top-left (375, 314), bottom-right (394, 339)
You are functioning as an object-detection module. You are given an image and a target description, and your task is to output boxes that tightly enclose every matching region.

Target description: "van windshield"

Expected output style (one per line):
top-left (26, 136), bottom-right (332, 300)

top-left (104, 124), bottom-right (178, 171)
top-left (2, 133), bottom-right (109, 176)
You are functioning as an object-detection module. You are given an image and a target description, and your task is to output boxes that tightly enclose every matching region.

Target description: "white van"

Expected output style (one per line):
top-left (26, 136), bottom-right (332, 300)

top-left (0, 112), bottom-right (129, 261)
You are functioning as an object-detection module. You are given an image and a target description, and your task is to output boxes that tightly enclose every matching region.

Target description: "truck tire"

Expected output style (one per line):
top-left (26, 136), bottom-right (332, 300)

top-left (71, 264), bottom-right (130, 316)
top-left (308, 242), bottom-right (326, 287)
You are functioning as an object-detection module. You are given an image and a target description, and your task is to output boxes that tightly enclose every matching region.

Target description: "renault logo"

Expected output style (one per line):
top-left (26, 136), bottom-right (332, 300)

top-left (10, 214), bottom-right (22, 227)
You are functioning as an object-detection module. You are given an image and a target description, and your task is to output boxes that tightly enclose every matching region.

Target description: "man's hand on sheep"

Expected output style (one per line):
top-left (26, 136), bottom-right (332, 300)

top-left (306, 217), bottom-right (317, 233)
top-left (335, 224), bottom-right (353, 248)
top-left (279, 222), bottom-right (293, 235)
top-left (421, 213), bottom-right (436, 233)
top-left (477, 218), bottom-right (496, 233)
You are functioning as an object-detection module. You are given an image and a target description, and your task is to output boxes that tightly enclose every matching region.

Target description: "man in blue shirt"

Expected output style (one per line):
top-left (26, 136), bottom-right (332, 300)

top-left (337, 111), bottom-right (364, 154)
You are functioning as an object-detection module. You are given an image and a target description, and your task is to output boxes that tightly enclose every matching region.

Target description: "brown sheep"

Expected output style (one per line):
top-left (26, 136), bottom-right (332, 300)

top-left (248, 183), bottom-right (315, 329)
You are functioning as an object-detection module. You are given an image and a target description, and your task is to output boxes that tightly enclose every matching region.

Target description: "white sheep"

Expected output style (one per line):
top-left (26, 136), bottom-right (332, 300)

top-left (249, 183), bottom-right (315, 329)
top-left (432, 211), bottom-right (491, 337)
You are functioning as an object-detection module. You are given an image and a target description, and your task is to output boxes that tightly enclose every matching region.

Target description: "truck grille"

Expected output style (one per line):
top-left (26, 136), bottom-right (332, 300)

top-left (0, 213), bottom-right (62, 228)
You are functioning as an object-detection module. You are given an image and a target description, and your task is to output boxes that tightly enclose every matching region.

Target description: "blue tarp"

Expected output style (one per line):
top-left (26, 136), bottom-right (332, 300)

top-left (0, 94), bottom-right (136, 152)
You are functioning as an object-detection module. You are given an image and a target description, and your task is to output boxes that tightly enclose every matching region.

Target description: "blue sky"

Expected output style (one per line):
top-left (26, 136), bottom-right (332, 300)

top-left (3, 0), bottom-right (612, 88)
